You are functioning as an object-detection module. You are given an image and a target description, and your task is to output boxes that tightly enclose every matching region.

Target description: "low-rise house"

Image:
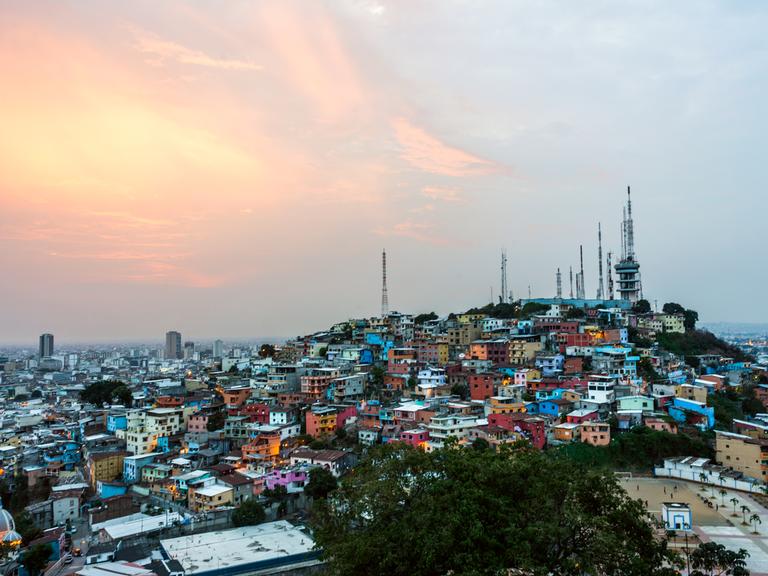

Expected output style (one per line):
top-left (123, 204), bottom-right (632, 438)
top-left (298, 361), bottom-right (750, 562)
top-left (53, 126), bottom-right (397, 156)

top-left (190, 484), bottom-right (234, 512)
top-left (289, 447), bottom-right (355, 477)
top-left (553, 423), bottom-right (580, 442)
top-left (580, 422), bottom-right (610, 446)
top-left (644, 416), bottom-right (678, 434)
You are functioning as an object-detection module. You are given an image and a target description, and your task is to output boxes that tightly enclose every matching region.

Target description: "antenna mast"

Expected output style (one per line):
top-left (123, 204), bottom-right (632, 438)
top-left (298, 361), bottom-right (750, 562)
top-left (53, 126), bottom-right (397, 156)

top-left (569, 266), bottom-right (574, 299)
top-left (500, 250), bottom-right (508, 305)
top-left (556, 268), bottom-right (562, 299)
top-left (578, 244), bottom-right (585, 299)
top-left (607, 251), bottom-right (614, 300)
top-left (597, 223), bottom-right (604, 300)
top-left (626, 186), bottom-right (635, 261)
top-left (381, 249), bottom-right (389, 317)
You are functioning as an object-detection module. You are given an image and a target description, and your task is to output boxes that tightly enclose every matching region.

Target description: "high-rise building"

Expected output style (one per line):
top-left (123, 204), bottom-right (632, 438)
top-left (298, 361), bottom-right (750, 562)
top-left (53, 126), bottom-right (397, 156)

top-left (39, 333), bottom-right (54, 358)
top-left (183, 341), bottom-right (195, 360)
top-left (165, 331), bottom-right (182, 360)
top-left (213, 339), bottom-right (224, 358)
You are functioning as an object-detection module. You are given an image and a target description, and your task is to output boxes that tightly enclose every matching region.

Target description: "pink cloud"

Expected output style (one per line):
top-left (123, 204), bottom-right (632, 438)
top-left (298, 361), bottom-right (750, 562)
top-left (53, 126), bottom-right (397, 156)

top-left (374, 220), bottom-right (447, 244)
top-left (133, 31), bottom-right (262, 71)
top-left (393, 117), bottom-right (500, 177)
top-left (422, 186), bottom-right (463, 203)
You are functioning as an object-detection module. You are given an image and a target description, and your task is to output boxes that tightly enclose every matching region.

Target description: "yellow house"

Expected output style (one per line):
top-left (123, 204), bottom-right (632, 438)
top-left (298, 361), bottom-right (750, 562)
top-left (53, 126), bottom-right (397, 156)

top-left (553, 423), bottom-right (580, 443)
top-left (675, 384), bottom-right (707, 404)
top-left (457, 313), bottom-right (487, 324)
top-left (88, 451), bottom-right (127, 489)
top-left (190, 484), bottom-right (234, 512)
top-left (488, 396), bottom-right (527, 415)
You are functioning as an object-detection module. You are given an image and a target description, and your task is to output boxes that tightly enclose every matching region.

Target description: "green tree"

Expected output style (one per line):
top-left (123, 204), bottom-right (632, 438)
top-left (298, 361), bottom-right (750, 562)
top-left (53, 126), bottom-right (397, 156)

top-left (637, 357), bottom-right (662, 384)
top-left (305, 467), bottom-right (338, 500)
top-left (414, 312), bottom-right (438, 325)
top-left (633, 299), bottom-right (652, 314)
top-left (688, 542), bottom-right (749, 576)
top-left (80, 380), bottom-right (130, 407)
top-left (663, 303), bottom-right (686, 315)
top-left (19, 543), bottom-right (52, 576)
top-left (450, 382), bottom-right (468, 400)
top-left (14, 511), bottom-right (42, 545)
top-left (232, 498), bottom-right (266, 527)
top-left (259, 343), bottom-right (276, 358)
top-left (565, 307), bottom-right (585, 319)
top-left (113, 385), bottom-right (132, 407)
top-left (471, 437), bottom-right (490, 451)
top-left (520, 302), bottom-right (550, 318)
top-left (683, 309), bottom-right (699, 331)
top-left (313, 443), bottom-right (681, 576)
top-left (369, 366), bottom-right (385, 395)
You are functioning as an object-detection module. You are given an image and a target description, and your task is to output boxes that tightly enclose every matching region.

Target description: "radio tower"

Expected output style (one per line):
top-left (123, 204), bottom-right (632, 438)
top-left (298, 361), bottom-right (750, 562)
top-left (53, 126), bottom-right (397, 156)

top-left (596, 222), bottom-right (604, 300)
top-left (607, 251), bottom-right (614, 300)
top-left (381, 249), bottom-right (389, 317)
top-left (569, 266), bottom-right (574, 299)
top-left (577, 244), bottom-right (585, 299)
top-left (500, 250), bottom-right (508, 305)
top-left (614, 186), bottom-right (642, 303)
top-left (556, 268), bottom-right (562, 299)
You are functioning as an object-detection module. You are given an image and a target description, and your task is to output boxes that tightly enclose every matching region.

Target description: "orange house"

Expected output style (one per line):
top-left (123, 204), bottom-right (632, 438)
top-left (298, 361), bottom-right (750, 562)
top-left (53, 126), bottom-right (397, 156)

top-left (242, 432), bottom-right (281, 463)
top-left (580, 422), bottom-right (610, 446)
top-left (219, 386), bottom-right (253, 409)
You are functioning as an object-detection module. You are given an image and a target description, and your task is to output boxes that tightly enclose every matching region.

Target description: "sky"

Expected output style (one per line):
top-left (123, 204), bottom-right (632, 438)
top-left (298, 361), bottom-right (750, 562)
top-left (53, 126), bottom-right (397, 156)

top-left (1, 0), bottom-right (767, 345)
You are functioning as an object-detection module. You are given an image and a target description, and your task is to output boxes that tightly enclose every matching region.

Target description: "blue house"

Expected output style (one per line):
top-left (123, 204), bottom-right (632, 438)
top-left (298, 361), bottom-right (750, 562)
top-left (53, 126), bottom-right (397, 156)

top-left (538, 399), bottom-right (573, 419)
top-left (107, 413), bottom-right (127, 433)
top-left (97, 481), bottom-right (128, 499)
top-left (123, 453), bottom-right (157, 484)
top-left (535, 388), bottom-right (566, 401)
top-left (668, 398), bottom-right (715, 430)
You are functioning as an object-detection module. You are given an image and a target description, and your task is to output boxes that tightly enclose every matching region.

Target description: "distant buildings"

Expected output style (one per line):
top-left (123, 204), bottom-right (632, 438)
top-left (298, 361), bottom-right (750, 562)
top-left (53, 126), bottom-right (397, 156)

top-left (165, 331), bottom-right (182, 360)
top-left (39, 333), bottom-right (54, 358)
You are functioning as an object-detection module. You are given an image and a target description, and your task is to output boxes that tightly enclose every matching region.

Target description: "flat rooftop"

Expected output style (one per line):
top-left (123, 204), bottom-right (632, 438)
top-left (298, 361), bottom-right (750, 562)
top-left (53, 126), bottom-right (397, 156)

top-left (160, 521), bottom-right (317, 576)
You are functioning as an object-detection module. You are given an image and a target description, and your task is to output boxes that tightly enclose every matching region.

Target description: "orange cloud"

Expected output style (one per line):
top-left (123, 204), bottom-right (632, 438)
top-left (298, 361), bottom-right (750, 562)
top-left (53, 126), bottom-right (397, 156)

top-left (393, 117), bottom-right (500, 177)
top-left (257, 2), bottom-right (367, 124)
top-left (422, 186), bottom-right (463, 203)
top-left (133, 31), bottom-right (262, 71)
top-left (374, 220), bottom-right (447, 244)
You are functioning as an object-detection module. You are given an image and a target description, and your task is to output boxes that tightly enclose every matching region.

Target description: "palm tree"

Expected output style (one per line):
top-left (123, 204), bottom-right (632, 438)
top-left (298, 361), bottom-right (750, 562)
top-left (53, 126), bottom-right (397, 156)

top-left (750, 513), bottom-right (762, 534)
top-left (699, 472), bottom-right (707, 490)
top-left (730, 497), bottom-right (740, 517)
top-left (719, 488), bottom-right (727, 505)
top-left (741, 505), bottom-right (751, 526)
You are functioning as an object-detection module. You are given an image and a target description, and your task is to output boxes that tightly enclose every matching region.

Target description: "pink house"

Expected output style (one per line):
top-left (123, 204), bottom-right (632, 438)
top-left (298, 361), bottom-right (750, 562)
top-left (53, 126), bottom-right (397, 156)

top-left (264, 468), bottom-right (308, 493)
top-left (188, 413), bottom-right (208, 433)
top-left (398, 428), bottom-right (430, 448)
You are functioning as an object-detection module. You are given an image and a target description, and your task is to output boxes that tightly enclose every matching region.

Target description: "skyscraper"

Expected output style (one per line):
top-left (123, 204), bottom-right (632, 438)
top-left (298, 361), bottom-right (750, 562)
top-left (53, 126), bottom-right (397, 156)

top-left (165, 331), bottom-right (182, 360)
top-left (39, 333), bottom-right (54, 358)
top-left (212, 339), bottom-right (224, 358)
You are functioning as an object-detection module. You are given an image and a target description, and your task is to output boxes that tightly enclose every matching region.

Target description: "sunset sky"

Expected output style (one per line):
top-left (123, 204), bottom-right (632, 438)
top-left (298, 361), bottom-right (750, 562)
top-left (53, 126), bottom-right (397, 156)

top-left (2, 0), bottom-right (767, 344)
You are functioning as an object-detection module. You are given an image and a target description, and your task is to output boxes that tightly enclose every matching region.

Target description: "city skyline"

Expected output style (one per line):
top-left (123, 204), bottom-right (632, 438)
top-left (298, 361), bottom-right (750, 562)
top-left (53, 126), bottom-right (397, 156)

top-left (2, 1), bottom-right (768, 343)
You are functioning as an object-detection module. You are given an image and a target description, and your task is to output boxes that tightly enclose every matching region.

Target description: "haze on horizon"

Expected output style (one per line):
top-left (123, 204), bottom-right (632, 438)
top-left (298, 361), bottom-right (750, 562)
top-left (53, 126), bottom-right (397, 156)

top-left (1, 0), bottom-right (767, 345)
